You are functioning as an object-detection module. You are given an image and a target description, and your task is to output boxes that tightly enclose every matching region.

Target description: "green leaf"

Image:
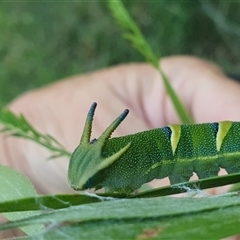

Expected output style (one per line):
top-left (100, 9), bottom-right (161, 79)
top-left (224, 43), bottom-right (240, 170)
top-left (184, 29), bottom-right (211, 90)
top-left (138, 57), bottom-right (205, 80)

top-left (1, 195), bottom-right (240, 239)
top-left (0, 165), bottom-right (43, 236)
top-left (0, 194), bottom-right (102, 212)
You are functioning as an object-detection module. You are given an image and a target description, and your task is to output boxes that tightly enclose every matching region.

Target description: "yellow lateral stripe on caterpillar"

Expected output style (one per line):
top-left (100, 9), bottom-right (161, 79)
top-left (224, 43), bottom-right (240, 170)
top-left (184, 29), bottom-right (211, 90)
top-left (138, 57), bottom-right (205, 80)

top-left (168, 125), bottom-right (181, 155)
top-left (216, 121), bottom-right (232, 151)
top-left (68, 103), bottom-right (240, 194)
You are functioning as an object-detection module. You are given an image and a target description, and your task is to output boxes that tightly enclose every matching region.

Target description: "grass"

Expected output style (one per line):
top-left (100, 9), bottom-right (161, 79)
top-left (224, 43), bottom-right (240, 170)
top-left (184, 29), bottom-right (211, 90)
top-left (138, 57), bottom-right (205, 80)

top-left (0, 1), bottom-right (240, 107)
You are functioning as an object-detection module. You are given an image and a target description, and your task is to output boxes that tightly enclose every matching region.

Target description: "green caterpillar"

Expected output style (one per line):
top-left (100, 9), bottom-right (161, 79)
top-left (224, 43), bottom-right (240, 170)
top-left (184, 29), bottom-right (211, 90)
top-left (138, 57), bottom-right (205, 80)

top-left (68, 102), bottom-right (240, 194)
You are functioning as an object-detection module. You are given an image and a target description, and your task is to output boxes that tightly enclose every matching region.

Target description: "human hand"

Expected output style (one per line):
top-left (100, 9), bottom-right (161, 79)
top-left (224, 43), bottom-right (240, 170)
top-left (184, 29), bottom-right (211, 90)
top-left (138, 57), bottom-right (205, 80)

top-left (0, 55), bottom-right (240, 194)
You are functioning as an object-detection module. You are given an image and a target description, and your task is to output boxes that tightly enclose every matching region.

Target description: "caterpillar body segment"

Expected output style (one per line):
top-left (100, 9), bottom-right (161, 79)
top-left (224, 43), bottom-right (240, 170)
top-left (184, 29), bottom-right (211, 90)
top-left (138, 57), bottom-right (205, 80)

top-left (68, 103), bottom-right (240, 194)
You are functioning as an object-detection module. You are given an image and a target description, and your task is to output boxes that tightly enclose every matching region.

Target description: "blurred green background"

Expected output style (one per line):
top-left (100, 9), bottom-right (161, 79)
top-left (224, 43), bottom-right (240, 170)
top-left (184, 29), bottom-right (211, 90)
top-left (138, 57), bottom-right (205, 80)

top-left (1, 1), bottom-right (240, 107)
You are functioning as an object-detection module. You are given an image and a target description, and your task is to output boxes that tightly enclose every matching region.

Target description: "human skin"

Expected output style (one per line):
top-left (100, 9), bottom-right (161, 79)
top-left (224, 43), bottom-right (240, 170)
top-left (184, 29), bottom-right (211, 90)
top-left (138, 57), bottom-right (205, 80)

top-left (0, 56), bottom-right (240, 195)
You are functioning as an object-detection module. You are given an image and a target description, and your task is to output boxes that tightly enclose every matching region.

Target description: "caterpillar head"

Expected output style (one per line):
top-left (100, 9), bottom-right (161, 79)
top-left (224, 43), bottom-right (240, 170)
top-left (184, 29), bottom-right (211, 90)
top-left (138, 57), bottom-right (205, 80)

top-left (68, 102), bottom-right (131, 191)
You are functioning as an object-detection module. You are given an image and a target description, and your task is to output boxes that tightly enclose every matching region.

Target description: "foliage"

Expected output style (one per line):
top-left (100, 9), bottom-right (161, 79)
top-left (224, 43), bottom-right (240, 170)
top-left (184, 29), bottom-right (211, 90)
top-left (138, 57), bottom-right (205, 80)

top-left (0, 1), bottom-right (240, 239)
top-left (0, 108), bottom-right (71, 159)
top-left (0, 165), bottom-right (43, 235)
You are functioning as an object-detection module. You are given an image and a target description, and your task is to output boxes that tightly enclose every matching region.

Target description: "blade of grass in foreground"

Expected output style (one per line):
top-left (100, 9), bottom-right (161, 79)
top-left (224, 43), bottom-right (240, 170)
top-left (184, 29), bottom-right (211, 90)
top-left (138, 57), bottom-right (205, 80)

top-left (130, 172), bottom-right (240, 198)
